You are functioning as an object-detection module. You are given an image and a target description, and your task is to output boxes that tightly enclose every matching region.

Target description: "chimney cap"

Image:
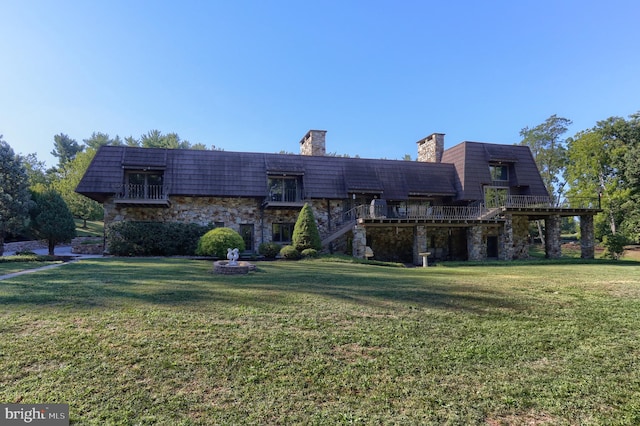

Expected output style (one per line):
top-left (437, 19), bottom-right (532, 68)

top-left (300, 129), bottom-right (327, 144)
top-left (417, 132), bottom-right (446, 144)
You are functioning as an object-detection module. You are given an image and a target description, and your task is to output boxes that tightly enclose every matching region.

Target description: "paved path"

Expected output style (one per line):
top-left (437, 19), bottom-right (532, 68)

top-left (0, 246), bottom-right (103, 281)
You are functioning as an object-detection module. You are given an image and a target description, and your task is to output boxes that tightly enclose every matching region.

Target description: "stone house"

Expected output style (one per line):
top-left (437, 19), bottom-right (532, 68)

top-left (76, 130), bottom-right (600, 263)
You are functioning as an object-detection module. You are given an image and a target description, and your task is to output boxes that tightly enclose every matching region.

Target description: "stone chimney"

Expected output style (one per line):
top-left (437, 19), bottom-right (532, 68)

top-left (417, 133), bottom-right (445, 163)
top-left (300, 130), bottom-right (327, 156)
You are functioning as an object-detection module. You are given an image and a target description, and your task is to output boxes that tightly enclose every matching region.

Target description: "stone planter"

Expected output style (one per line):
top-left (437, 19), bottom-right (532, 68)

top-left (213, 260), bottom-right (256, 275)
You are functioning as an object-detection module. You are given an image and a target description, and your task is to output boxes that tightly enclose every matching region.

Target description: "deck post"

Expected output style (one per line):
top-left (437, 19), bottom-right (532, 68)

top-left (580, 215), bottom-right (595, 259)
top-left (545, 215), bottom-right (562, 259)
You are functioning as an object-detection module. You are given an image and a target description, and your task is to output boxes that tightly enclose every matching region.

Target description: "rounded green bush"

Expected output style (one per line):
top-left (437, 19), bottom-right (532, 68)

top-left (279, 245), bottom-right (301, 260)
top-left (196, 227), bottom-right (245, 258)
top-left (259, 242), bottom-right (281, 259)
top-left (301, 248), bottom-right (319, 258)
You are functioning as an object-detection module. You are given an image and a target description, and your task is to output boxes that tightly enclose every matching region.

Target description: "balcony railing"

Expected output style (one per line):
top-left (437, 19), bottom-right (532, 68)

top-left (118, 183), bottom-right (166, 200)
top-left (114, 184), bottom-right (170, 206)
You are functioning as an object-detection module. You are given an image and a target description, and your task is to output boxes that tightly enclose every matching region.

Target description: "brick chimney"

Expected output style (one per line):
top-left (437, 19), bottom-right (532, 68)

top-left (300, 130), bottom-right (327, 156)
top-left (417, 133), bottom-right (445, 163)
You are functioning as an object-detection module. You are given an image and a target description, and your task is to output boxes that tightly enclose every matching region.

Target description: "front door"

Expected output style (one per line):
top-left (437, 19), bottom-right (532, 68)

top-left (240, 224), bottom-right (254, 252)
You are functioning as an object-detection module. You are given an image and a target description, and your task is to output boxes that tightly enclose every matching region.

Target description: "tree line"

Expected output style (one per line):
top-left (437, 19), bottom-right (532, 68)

top-left (519, 112), bottom-right (640, 251)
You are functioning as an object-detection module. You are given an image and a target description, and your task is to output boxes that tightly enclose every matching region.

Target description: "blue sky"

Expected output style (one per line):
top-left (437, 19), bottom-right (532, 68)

top-left (2, 0), bottom-right (639, 167)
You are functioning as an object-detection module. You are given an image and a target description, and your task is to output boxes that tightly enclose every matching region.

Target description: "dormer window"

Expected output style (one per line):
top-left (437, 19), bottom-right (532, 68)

top-left (268, 176), bottom-right (301, 202)
top-left (489, 164), bottom-right (509, 183)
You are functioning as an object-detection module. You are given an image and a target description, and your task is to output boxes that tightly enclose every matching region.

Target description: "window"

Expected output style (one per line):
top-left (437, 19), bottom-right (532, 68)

top-left (484, 186), bottom-right (509, 208)
top-left (489, 164), bottom-right (509, 182)
top-left (272, 223), bottom-right (294, 243)
top-left (125, 171), bottom-right (164, 199)
top-left (268, 177), bottom-right (301, 202)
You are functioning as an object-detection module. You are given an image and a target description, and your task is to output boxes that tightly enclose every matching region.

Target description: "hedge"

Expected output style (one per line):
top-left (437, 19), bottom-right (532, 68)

top-left (106, 221), bottom-right (214, 256)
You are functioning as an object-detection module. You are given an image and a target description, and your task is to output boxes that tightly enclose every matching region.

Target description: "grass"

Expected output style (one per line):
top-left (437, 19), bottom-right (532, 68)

top-left (0, 254), bottom-right (63, 275)
top-left (74, 219), bottom-right (104, 237)
top-left (1, 258), bottom-right (640, 425)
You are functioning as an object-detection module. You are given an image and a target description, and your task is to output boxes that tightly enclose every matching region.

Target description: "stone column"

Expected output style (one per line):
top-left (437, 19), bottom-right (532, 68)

top-left (545, 215), bottom-right (562, 259)
top-left (499, 213), bottom-right (514, 260)
top-left (580, 215), bottom-right (595, 259)
top-left (467, 226), bottom-right (484, 261)
top-left (352, 224), bottom-right (367, 259)
top-left (413, 226), bottom-right (428, 265)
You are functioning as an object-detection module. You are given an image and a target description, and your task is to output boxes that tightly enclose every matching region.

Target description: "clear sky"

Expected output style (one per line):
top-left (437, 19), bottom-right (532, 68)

top-left (2, 0), bottom-right (639, 167)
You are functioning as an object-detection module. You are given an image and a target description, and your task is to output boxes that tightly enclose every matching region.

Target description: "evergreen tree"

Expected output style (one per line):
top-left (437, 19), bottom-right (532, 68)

top-left (0, 137), bottom-right (32, 255)
top-left (30, 189), bottom-right (77, 255)
top-left (292, 203), bottom-right (321, 252)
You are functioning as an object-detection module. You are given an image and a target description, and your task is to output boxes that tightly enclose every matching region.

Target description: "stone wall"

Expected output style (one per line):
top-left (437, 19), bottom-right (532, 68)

top-left (103, 196), bottom-right (352, 253)
top-left (367, 227), bottom-right (414, 262)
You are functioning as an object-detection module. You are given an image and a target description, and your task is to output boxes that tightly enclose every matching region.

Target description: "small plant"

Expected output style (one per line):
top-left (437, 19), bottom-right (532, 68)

top-left (15, 250), bottom-right (37, 256)
top-left (196, 227), bottom-right (245, 258)
top-left (301, 248), bottom-right (319, 258)
top-left (279, 245), bottom-right (301, 260)
top-left (259, 242), bottom-right (281, 259)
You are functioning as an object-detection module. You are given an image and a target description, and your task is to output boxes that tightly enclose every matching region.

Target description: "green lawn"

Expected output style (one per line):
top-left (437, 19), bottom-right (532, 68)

top-left (74, 219), bottom-right (104, 237)
top-left (1, 258), bottom-right (640, 425)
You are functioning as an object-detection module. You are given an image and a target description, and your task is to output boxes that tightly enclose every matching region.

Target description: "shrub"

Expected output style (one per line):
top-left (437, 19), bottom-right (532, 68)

top-left (602, 233), bottom-right (628, 260)
top-left (259, 242), bottom-right (281, 259)
top-left (107, 221), bottom-right (213, 256)
top-left (279, 245), bottom-right (301, 260)
top-left (196, 227), bottom-right (245, 258)
top-left (292, 203), bottom-right (322, 252)
top-left (301, 248), bottom-right (319, 258)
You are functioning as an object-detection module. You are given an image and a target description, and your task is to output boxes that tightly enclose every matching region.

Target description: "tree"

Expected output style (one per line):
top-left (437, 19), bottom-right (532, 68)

top-left (292, 203), bottom-right (322, 252)
top-left (51, 133), bottom-right (83, 169)
top-left (0, 137), bottom-right (32, 255)
top-left (53, 149), bottom-right (103, 227)
top-left (29, 189), bottom-right (77, 255)
top-left (519, 115), bottom-right (572, 203)
top-left (565, 113), bottom-right (640, 243)
top-left (83, 132), bottom-right (123, 150)
top-left (22, 152), bottom-right (51, 191)
top-left (565, 126), bottom-right (626, 239)
top-left (519, 115), bottom-right (572, 244)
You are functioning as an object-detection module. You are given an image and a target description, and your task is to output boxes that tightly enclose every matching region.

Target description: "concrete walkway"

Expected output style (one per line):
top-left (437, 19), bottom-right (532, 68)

top-left (0, 246), bottom-right (103, 281)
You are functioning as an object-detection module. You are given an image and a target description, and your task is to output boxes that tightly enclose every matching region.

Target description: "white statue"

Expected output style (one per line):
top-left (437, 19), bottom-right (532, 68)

top-left (227, 248), bottom-right (239, 266)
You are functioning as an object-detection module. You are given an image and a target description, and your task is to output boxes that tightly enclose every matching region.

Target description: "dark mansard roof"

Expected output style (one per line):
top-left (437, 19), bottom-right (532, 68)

top-left (76, 141), bottom-right (547, 203)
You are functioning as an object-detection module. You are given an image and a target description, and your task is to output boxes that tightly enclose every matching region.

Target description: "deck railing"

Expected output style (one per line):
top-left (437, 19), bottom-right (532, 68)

top-left (356, 195), bottom-right (600, 222)
top-left (505, 195), bottom-right (600, 209)
top-left (357, 204), bottom-right (487, 221)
